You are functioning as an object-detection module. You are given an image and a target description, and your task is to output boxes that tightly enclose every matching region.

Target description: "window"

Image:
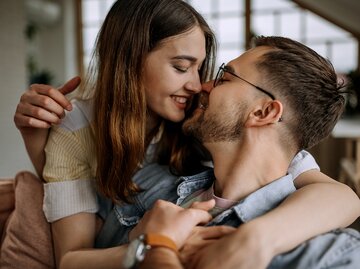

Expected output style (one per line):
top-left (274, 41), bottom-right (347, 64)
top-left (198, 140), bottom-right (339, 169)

top-left (78, 0), bottom-right (115, 75)
top-left (79, 0), bottom-right (357, 75)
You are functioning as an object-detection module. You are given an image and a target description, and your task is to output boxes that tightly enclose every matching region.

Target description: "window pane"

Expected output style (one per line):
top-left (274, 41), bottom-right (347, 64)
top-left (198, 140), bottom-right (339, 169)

top-left (218, 17), bottom-right (243, 43)
top-left (218, 48), bottom-right (245, 67)
top-left (105, 0), bottom-right (115, 12)
top-left (332, 42), bottom-right (357, 73)
top-left (306, 13), bottom-right (350, 40)
top-left (188, 0), bottom-right (212, 15)
top-left (281, 13), bottom-right (301, 39)
top-left (253, 0), bottom-right (296, 10)
top-left (83, 27), bottom-right (98, 55)
top-left (82, 0), bottom-right (101, 23)
top-left (219, 0), bottom-right (242, 13)
top-left (253, 14), bottom-right (274, 36)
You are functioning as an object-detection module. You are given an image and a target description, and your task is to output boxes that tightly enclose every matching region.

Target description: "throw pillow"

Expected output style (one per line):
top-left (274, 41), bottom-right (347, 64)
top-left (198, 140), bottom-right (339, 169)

top-left (0, 171), bottom-right (55, 269)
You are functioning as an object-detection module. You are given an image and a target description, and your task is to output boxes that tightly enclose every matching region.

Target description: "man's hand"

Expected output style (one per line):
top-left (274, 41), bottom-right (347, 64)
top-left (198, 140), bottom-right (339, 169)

top-left (129, 199), bottom-right (215, 249)
top-left (189, 222), bottom-right (273, 269)
top-left (14, 76), bottom-right (80, 130)
top-left (180, 225), bottom-right (235, 267)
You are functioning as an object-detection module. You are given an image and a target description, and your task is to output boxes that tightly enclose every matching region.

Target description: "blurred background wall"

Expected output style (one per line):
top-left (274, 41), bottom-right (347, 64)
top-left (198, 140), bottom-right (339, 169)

top-left (0, 0), bottom-right (77, 177)
top-left (0, 1), bottom-right (31, 176)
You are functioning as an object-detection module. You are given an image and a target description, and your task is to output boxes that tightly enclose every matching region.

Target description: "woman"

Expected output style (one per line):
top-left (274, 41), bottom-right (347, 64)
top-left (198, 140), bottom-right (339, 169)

top-left (17, 1), bottom-right (215, 268)
top-left (14, 0), bottom-right (360, 268)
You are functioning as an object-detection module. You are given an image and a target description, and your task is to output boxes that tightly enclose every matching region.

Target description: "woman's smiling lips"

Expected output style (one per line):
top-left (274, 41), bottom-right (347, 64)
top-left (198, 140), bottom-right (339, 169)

top-left (171, 95), bottom-right (189, 109)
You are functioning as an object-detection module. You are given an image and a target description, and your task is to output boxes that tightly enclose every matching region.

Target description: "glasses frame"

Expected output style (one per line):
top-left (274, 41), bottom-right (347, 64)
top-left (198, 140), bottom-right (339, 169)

top-left (214, 63), bottom-right (276, 100)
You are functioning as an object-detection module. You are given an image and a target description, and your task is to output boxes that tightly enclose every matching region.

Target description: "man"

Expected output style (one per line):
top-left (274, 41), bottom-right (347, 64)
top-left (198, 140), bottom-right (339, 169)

top-left (129, 36), bottom-right (360, 269)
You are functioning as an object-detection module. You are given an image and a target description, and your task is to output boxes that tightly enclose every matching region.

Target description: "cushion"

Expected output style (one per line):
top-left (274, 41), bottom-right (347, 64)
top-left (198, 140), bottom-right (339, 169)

top-left (0, 180), bottom-right (14, 240)
top-left (0, 171), bottom-right (55, 269)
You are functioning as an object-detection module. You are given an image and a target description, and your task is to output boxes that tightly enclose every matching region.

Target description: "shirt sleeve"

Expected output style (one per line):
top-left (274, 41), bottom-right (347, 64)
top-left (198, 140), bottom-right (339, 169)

top-left (42, 112), bottom-right (98, 222)
top-left (287, 150), bottom-right (320, 180)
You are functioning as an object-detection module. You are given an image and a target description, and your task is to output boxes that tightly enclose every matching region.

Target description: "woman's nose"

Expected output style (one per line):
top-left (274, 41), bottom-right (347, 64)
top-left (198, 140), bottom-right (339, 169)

top-left (185, 75), bottom-right (202, 93)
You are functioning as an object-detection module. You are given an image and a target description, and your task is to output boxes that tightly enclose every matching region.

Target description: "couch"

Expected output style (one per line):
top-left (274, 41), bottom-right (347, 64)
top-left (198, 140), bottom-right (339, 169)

top-left (0, 171), bottom-right (55, 269)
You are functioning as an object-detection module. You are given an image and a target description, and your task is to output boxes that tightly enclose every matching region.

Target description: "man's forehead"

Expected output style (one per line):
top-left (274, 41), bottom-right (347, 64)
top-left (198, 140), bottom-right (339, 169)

top-left (227, 46), bottom-right (271, 71)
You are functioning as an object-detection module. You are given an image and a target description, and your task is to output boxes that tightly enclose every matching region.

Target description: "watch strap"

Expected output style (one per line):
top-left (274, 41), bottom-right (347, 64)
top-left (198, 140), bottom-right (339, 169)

top-left (145, 233), bottom-right (178, 255)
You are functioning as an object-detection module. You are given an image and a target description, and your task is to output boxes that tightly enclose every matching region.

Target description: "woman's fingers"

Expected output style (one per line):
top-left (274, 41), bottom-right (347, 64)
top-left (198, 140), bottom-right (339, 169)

top-left (18, 101), bottom-right (63, 125)
top-left (14, 114), bottom-right (51, 129)
top-left (14, 77), bottom-right (81, 129)
top-left (28, 84), bottom-right (70, 113)
top-left (58, 76), bottom-right (81, 95)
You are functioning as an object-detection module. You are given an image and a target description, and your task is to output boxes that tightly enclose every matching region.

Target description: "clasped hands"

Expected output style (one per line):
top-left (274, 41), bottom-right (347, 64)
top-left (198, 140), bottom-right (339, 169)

top-left (129, 199), bottom-right (270, 269)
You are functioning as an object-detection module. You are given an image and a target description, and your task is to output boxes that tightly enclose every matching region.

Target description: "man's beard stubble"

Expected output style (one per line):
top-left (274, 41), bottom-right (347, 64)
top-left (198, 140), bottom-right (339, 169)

top-left (182, 103), bottom-right (248, 143)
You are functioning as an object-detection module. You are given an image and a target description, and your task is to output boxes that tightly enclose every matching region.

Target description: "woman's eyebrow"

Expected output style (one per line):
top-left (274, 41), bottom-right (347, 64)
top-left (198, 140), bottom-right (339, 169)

top-left (171, 55), bottom-right (198, 62)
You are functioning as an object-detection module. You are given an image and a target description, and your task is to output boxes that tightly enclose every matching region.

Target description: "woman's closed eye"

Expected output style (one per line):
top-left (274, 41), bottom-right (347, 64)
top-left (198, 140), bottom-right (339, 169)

top-left (174, 65), bottom-right (189, 73)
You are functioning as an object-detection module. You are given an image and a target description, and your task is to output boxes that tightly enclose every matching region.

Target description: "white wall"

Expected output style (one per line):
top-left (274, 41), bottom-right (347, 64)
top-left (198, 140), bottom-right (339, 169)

top-left (0, 0), bottom-right (77, 177)
top-left (0, 0), bottom-right (33, 177)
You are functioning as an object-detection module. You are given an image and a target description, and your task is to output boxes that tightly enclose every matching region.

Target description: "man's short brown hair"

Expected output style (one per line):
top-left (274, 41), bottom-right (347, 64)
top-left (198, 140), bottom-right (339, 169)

top-left (253, 36), bottom-right (345, 150)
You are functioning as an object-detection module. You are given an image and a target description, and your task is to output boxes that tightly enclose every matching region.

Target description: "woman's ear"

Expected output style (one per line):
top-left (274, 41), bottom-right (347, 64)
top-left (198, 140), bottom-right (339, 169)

top-left (245, 100), bottom-right (283, 127)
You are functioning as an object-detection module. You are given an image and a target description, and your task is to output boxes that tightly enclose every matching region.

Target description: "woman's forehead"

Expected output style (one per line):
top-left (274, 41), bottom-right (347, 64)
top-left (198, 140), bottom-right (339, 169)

top-left (152, 26), bottom-right (206, 60)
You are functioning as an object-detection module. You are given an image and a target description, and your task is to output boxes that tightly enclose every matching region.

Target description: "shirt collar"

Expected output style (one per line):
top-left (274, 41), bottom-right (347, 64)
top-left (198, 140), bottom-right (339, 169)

top-left (176, 169), bottom-right (215, 205)
top-left (209, 174), bottom-right (296, 225)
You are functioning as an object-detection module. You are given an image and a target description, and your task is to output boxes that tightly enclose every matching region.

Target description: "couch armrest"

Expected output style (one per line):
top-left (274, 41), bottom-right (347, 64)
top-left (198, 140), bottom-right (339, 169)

top-left (0, 180), bottom-right (15, 240)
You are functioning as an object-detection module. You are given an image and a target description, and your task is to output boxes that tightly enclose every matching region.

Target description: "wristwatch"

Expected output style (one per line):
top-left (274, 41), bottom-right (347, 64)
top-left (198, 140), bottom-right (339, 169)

top-left (123, 233), bottom-right (178, 269)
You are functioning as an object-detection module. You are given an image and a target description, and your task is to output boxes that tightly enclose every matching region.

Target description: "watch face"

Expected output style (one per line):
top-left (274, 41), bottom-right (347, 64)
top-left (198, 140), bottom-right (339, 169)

top-left (123, 237), bottom-right (147, 269)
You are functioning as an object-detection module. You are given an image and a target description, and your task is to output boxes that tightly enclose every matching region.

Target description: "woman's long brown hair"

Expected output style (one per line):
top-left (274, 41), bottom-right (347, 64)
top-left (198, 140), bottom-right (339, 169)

top-left (89, 0), bottom-right (216, 203)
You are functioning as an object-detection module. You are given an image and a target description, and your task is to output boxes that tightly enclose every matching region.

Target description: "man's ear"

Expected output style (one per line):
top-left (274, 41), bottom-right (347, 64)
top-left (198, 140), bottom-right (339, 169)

top-left (245, 100), bottom-right (283, 127)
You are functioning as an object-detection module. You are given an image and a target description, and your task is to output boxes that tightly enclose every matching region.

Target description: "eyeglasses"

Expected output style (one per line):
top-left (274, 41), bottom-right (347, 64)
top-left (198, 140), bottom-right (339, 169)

top-left (214, 63), bottom-right (276, 100)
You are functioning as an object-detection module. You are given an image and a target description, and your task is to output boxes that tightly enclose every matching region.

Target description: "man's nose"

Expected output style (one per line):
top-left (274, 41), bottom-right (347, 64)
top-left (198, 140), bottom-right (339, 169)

top-left (201, 80), bottom-right (214, 93)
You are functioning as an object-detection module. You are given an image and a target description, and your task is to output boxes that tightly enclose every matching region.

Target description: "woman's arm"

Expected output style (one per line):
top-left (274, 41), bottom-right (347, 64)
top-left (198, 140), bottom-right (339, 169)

top-left (56, 200), bottom-right (214, 269)
top-left (260, 170), bottom-right (360, 256)
top-left (18, 128), bottom-right (49, 177)
top-left (134, 200), bottom-right (215, 269)
top-left (139, 248), bottom-right (183, 269)
top-left (14, 77), bottom-right (80, 176)
top-left (52, 213), bottom-right (131, 269)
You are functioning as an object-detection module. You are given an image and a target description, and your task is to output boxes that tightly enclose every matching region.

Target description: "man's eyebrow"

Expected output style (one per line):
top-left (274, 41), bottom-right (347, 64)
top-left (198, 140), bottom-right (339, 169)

top-left (171, 55), bottom-right (198, 62)
top-left (223, 64), bottom-right (235, 73)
